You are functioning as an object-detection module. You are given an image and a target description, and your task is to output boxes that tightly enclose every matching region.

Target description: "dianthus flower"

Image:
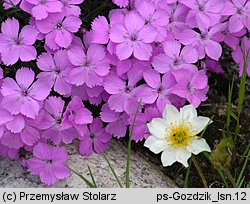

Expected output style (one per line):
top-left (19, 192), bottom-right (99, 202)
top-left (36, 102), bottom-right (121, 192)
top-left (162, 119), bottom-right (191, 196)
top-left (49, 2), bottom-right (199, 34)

top-left (27, 143), bottom-right (71, 185)
top-left (36, 13), bottom-right (81, 50)
top-left (79, 118), bottom-right (112, 156)
top-left (109, 11), bottom-right (157, 60)
top-left (0, 18), bottom-right (38, 65)
top-left (1, 67), bottom-right (51, 118)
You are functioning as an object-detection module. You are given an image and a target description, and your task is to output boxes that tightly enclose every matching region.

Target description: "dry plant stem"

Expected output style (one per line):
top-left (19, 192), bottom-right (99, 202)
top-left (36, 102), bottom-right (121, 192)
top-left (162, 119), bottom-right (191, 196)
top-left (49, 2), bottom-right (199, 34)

top-left (192, 156), bottom-right (208, 188)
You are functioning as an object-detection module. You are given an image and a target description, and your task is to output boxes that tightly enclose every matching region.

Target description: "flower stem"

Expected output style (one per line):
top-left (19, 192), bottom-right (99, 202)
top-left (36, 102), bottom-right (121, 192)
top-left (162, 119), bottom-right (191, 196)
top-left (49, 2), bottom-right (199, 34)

top-left (192, 156), bottom-right (208, 188)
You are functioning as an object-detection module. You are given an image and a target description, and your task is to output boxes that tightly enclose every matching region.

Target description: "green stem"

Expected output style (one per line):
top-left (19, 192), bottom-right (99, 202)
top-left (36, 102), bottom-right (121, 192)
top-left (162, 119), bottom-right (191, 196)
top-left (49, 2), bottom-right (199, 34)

top-left (184, 159), bottom-right (192, 188)
top-left (224, 169), bottom-right (236, 188)
top-left (125, 99), bottom-right (142, 188)
top-left (192, 156), bottom-right (208, 188)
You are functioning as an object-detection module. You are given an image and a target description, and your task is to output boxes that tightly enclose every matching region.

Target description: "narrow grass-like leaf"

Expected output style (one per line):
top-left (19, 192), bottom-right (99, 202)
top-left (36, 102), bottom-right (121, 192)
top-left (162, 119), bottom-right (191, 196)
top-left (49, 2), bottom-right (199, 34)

top-left (240, 144), bottom-right (250, 164)
top-left (67, 166), bottom-right (95, 188)
top-left (126, 99), bottom-right (142, 188)
top-left (226, 76), bottom-right (235, 129)
top-left (97, 145), bottom-right (123, 188)
top-left (236, 149), bottom-right (250, 187)
top-left (238, 177), bottom-right (245, 188)
top-left (184, 159), bottom-right (192, 188)
top-left (87, 165), bottom-right (97, 188)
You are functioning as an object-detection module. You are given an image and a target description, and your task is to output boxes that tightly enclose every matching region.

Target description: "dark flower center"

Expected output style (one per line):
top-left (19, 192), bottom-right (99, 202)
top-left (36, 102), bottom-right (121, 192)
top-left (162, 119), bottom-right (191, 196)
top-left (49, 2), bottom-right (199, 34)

top-left (157, 86), bottom-right (163, 94)
top-left (47, 159), bottom-right (53, 164)
top-left (125, 86), bottom-right (132, 93)
top-left (130, 34), bottom-right (137, 42)
top-left (22, 90), bottom-right (28, 96)
top-left (237, 8), bottom-right (243, 15)
top-left (56, 23), bottom-right (63, 29)
top-left (55, 69), bottom-right (61, 74)
top-left (90, 133), bottom-right (95, 139)
top-left (15, 38), bottom-right (21, 45)
top-left (57, 118), bottom-right (62, 124)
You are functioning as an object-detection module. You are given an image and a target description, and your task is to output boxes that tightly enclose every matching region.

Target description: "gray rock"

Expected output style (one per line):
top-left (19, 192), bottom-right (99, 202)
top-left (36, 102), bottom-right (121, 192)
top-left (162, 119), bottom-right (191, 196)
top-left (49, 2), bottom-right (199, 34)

top-left (0, 140), bottom-right (176, 188)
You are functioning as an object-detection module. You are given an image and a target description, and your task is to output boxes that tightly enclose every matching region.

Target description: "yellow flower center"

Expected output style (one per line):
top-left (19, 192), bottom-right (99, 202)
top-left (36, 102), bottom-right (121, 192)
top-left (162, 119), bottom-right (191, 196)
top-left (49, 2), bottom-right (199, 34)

top-left (166, 121), bottom-right (194, 148)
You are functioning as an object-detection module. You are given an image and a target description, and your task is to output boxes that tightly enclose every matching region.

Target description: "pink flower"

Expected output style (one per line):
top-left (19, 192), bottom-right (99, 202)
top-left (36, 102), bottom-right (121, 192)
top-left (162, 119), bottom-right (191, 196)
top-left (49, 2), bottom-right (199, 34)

top-left (178, 23), bottom-right (227, 60)
top-left (136, 1), bottom-right (168, 41)
top-left (137, 69), bottom-right (183, 112)
top-left (1, 67), bottom-right (51, 118)
top-left (25, 0), bottom-right (63, 20)
top-left (222, 0), bottom-right (250, 33)
top-left (36, 97), bottom-right (78, 145)
top-left (27, 143), bottom-right (71, 185)
top-left (60, 0), bottom-right (84, 16)
top-left (37, 50), bottom-right (73, 95)
top-left (79, 118), bottom-right (112, 156)
top-left (152, 40), bottom-right (198, 73)
top-left (100, 104), bottom-right (129, 138)
top-left (109, 11), bottom-right (157, 60)
top-left (0, 18), bottom-right (38, 65)
top-left (180, 0), bottom-right (224, 29)
top-left (104, 69), bottom-right (142, 115)
top-left (60, 96), bottom-right (93, 135)
top-left (36, 13), bottom-right (81, 50)
top-left (66, 44), bottom-right (110, 87)
top-left (172, 69), bottom-right (209, 107)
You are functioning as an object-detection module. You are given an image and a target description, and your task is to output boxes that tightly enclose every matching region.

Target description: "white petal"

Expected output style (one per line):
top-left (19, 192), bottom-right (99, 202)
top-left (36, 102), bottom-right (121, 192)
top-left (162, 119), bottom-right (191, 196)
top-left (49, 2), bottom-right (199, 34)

top-left (187, 138), bottom-right (211, 155)
top-left (161, 148), bottom-right (177, 167)
top-left (144, 136), bottom-right (167, 154)
top-left (180, 104), bottom-right (197, 122)
top-left (147, 118), bottom-right (167, 139)
top-left (163, 104), bottom-right (180, 124)
top-left (192, 116), bottom-right (212, 135)
top-left (176, 148), bottom-right (191, 168)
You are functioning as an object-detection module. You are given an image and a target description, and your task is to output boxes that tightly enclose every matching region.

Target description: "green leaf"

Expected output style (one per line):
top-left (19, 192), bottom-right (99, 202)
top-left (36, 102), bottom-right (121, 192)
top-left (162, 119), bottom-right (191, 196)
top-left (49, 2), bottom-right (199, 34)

top-left (97, 145), bottom-right (123, 188)
top-left (87, 165), bottom-right (97, 188)
top-left (236, 149), bottom-right (250, 187)
top-left (126, 99), bottom-right (142, 188)
top-left (67, 166), bottom-right (95, 188)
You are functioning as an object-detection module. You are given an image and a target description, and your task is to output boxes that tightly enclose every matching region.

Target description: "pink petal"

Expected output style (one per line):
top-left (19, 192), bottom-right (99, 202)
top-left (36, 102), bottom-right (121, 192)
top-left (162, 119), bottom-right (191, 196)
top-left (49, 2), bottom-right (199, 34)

top-left (1, 18), bottom-right (19, 38)
top-left (55, 29), bottom-right (72, 48)
top-left (19, 45), bottom-right (37, 62)
top-left (20, 25), bottom-right (38, 45)
top-left (133, 42), bottom-right (152, 60)
top-left (163, 40), bottom-right (181, 58)
top-left (91, 16), bottom-right (109, 44)
top-left (5, 114), bottom-right (25, 133)
top-left (104, 75), bottom-right (125, 94)
top-left (62, 15), bottom-right (81, 32)
top-left (16, 67), bottom-right (35, 89)
top-left (116, 41), bottom-right (133, 60)
top-left (20, 125), bottom-right (40, 146)
top-left (205, 40), bottom-right (222, 60)
top-left (30, 79), bottom-right (51, 100)
top-left (143, 69), bottom-right (161, 88)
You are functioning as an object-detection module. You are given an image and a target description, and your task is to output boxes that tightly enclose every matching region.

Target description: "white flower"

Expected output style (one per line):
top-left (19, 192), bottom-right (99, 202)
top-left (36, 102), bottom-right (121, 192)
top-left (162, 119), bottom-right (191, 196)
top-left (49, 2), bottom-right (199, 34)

top-left (144, 104), bottom-right (212, 167)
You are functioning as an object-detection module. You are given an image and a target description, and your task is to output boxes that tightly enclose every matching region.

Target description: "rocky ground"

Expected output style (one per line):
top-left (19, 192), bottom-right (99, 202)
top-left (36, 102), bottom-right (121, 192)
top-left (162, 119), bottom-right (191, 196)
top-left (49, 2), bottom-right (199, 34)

top-left (0, 140), bottom-right (176, 188)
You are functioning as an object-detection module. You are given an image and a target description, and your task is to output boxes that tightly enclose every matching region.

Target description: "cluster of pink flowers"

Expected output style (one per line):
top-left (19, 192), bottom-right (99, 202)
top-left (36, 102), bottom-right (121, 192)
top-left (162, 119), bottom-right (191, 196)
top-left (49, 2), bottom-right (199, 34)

top-left (0, 0), bottom-right (249, 185)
